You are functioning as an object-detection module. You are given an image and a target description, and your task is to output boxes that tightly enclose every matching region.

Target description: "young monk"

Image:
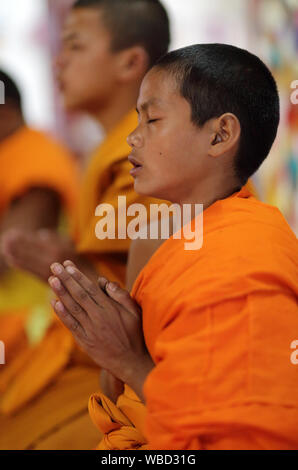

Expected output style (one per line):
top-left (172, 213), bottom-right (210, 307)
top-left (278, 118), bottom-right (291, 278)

top-left (49, 44), bottom-right (298, 450)
top-left (0, 0), bottom-right (170, 450)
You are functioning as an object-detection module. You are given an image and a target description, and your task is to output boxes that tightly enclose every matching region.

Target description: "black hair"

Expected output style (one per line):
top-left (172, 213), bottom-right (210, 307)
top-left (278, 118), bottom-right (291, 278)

top-left (155, 44), bottom-right (280, 186)
top-left (72, 0), bottom-right (170, 68)
top-left (0, 70), bottom-right (22, 110)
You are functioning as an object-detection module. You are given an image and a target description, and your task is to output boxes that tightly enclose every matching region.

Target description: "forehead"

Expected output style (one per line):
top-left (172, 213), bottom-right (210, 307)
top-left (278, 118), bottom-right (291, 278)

top-left (137, 68), bottom-right (179, 111)
top-left (62, 8), bottom-right (109, 39)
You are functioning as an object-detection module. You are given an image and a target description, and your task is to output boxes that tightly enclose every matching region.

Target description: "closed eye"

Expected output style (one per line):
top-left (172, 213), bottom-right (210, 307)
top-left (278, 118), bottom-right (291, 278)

top-left (147, 119), bottom-right (159, 124)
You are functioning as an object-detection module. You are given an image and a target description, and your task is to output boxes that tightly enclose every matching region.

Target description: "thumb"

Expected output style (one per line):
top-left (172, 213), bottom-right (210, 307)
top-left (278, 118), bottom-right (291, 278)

top-left (0, 229), bottom-right (22, 259)
top-left (98, 277), bottom-right (140, 317)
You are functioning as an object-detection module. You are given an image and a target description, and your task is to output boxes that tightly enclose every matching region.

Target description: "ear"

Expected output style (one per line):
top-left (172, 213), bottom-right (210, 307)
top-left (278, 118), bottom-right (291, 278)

top-left (116, 46), bottom-right (149, 83)
top-left (208, 113), bottom-right (241, 158)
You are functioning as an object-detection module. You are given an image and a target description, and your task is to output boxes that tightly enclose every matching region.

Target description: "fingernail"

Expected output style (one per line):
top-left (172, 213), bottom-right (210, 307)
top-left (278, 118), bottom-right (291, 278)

top-left (56, 301), bottom-right (64, 312)
top-left (51, 263), bottom-right (63, 275)
top-left (108, 282), bottom-right (118, 292)
top-left (64, 260), bottom-right (74, 265)
top-left (66, 266), bottom-right (75, 275)
top-left (50, 277), bottom-right (61, 289)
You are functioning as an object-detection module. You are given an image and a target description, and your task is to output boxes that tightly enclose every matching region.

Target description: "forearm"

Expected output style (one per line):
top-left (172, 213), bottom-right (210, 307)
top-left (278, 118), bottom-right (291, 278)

top-left (0, 253), bottom-right (8, 277)
top-left (100, 369), bottom-right (125, 403)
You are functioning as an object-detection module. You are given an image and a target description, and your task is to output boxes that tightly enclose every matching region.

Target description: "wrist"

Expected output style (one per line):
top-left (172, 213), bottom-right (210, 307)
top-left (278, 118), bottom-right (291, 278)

top-left (118, 352), bottom-right (154, 401)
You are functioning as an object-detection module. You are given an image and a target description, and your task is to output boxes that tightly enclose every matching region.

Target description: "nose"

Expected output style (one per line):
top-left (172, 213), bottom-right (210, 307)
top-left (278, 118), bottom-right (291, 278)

top-left (127, 128), bottom-right (143, 148)
top-left (54, 49), bottom-right (66, 74)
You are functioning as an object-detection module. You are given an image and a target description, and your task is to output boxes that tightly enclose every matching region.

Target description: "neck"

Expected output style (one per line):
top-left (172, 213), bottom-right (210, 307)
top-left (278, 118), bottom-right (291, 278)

top-left (0, 116), bottom-right (24, 143)
top-left (178, 172), bottom-right (242, 213)
top-left (90, 83), bottom-right (140, 134)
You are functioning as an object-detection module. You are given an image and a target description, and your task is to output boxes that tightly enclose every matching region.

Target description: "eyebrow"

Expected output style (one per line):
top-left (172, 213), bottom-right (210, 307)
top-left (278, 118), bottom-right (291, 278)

top-left (136, 98), bottom-right (162, 114)
top-left (62, 32), bottom-right (79, 43)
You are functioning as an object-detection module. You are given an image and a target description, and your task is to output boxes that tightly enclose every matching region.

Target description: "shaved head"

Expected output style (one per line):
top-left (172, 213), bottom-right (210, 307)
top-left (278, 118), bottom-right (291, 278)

top-left (72, 0), bottom-right (170, 67)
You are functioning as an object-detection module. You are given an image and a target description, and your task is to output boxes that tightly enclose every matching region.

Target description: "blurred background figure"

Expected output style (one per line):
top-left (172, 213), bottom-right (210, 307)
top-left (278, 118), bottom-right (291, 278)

top-left (0, 67), bottom-right (78, 345)
top-left (1, 0), bottom-right (296, 232)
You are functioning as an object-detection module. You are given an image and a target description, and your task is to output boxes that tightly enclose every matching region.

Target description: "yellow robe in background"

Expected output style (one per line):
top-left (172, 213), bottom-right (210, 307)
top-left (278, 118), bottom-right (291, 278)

top-left (0, 111), bottom-right (167, 450)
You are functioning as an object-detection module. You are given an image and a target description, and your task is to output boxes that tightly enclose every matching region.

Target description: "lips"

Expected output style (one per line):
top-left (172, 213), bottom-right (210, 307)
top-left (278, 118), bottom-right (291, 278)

top-left (56, 76), bottom-right (65, 92)
top-left (128, 155), bottom-right (143, 177)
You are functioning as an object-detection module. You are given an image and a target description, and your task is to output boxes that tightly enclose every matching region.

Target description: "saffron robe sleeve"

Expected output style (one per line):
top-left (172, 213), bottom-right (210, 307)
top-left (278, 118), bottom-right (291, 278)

top-left (131, 187), bottom-right (298, 450)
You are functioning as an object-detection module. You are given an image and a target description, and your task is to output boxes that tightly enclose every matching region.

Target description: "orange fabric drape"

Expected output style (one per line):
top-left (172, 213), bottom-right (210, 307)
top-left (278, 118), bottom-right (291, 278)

top-left (90, 187), bottom-right (298, 450)
top-left (89, 386), bottom-right (148, 450)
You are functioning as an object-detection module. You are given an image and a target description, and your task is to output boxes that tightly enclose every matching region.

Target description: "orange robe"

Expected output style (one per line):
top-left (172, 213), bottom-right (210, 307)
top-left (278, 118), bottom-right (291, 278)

top-left (89, 386), bottom-right (148, 450)
top-left (90, 187), bottom-right (298, 450)
top-left (0, 125), bottom-right (78, 218)
top-left (0, 111), bottom-right (167, 449)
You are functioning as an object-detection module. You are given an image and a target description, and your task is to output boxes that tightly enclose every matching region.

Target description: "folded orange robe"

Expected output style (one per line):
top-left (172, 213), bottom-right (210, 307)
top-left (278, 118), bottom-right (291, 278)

top-left (89, 386), bottom-right (148, 450)
top-left (90, 186), bottom-right (298, 450)
top-left (0, 111), bottom-right (166, 449)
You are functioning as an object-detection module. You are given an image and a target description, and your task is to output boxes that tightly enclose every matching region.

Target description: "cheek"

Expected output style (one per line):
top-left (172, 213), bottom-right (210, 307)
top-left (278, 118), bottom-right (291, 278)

top-left (149, 136), bottom-right (185, 172)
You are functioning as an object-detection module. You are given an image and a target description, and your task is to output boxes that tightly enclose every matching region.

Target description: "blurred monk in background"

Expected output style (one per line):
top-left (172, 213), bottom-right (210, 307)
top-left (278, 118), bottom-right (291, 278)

top-left (0, 68), bottom-right (78, 380)
top-left (0, 0), bottom-right (170, 450)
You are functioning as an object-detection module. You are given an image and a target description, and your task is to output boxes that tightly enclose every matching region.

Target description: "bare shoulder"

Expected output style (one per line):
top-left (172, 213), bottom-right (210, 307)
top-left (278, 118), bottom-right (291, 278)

top-left (126, 215), bottom-right (175, 291)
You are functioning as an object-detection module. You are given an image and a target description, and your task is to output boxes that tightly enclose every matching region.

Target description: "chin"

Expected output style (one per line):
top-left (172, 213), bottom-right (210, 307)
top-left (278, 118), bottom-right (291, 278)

top-left (134, 180), bottom-right (168, 201)
top-left (61, 91), bottom-right (87, 111)
top-left (63, 99), bottom-right (84, 112)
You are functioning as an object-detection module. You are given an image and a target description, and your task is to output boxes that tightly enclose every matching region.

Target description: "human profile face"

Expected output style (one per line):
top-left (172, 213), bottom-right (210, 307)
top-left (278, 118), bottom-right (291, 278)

top-left (127, 68), bottom-right (211, 203)
top-left (55, 8), bottom-right (120, 112)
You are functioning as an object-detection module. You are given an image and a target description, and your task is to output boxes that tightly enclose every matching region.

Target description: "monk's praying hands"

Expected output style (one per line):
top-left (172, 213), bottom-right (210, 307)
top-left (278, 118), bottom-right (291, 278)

top-left (48, 261), bottom-right (154, 402)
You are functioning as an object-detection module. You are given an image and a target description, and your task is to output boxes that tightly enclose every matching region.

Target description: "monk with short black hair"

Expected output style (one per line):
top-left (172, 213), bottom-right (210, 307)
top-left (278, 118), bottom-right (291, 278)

top-left (49, 44), bottom-right (298, 450)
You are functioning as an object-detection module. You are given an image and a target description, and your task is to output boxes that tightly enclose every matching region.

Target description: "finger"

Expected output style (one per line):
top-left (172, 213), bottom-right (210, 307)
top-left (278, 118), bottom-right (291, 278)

top-left (97, 276), bottom-right (110, 293)
top-left (97, 277), bottom-right (140, 322)
top-left (50, 299), bottom-right (86, 340)
top-left (104, 282), bottom-right (141, 318)
top-left (61, 261), bottom-right (111, 310)
top-left (50, 262), bottom-right (105, 316)
top-left (63, 261), bottom-right (100, 298)
top-left (48, 274), bottom-right (89, 327)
